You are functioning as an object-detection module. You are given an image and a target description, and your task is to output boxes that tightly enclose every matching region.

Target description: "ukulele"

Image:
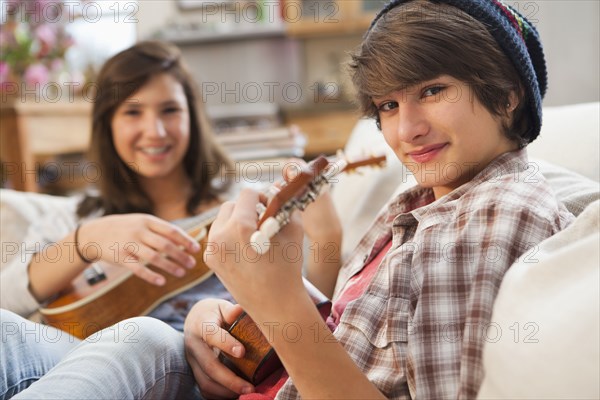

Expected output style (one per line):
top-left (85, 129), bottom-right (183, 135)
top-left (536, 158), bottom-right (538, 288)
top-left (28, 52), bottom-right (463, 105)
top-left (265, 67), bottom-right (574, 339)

top-left (219, 152), bottom-right (386, 384)
top-left (39, 210), bottom-right (218, 339)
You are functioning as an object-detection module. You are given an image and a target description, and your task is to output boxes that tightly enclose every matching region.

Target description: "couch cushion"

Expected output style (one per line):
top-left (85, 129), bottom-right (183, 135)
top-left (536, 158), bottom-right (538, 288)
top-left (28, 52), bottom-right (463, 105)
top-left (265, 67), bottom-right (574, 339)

top-left (530, 158), bottom-right (600, 216)
top-left (478, 200), bottom-right (600, 399)
top-left (528, 102), bottom-right (599, 182)
top-left (0, 189), bottom-right (75, 269)
top-left (330, 119), bottom-right (411, 259)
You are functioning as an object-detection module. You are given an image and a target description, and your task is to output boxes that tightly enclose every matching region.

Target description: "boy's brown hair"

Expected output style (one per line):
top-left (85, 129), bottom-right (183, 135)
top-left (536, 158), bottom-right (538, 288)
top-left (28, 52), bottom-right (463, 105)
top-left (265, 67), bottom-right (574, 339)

top-left (350, 0), bottom-right (531, 147)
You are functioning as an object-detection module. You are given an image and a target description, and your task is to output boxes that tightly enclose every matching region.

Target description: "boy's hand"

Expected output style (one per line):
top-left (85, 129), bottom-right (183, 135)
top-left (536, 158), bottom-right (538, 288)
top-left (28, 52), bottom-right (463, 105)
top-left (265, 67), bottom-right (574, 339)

top-left (184, 299), bottom-right (254, 398)
top-left (282, 158), bottom-right (342, 244)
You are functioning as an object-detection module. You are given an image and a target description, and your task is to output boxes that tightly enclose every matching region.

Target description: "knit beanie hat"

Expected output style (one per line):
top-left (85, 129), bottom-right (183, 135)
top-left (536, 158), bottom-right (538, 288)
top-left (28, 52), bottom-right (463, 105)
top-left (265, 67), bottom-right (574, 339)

top-left (369, 0), bottom-right (547, 143)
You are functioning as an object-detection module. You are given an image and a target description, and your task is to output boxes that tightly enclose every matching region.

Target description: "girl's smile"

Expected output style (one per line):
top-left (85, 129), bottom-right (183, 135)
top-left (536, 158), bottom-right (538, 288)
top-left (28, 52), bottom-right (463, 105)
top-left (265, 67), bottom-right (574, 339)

top-left (111, 73), bottom-right (191, 184)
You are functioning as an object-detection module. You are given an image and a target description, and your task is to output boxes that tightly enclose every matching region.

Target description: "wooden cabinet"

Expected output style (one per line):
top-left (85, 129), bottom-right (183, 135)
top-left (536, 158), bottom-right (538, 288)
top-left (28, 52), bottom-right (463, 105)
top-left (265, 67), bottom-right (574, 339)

top-left (0, 100), bottom-right (92, 192)
top-left (284, 106), bottom-right (361, 156)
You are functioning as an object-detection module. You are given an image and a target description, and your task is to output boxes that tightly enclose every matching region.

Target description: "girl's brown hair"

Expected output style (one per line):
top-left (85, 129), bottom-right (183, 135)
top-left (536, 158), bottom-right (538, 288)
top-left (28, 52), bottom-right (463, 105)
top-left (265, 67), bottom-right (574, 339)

top-left (349, 0), bottom-right (531, 147)
top-left (78, 40), bottom-right (232, 217)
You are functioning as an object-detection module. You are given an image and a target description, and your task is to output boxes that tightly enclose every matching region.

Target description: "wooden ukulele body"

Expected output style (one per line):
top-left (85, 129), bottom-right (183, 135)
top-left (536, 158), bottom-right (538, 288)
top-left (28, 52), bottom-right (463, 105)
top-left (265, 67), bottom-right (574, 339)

top-left (40, 225), bottom-right (212, 339)
top-left (221, 279), bottom-right (332, 385)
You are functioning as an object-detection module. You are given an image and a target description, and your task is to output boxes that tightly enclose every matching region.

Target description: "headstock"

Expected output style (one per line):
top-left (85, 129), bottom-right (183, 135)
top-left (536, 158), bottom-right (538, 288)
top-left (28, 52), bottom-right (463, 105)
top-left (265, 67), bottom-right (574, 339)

top-left (342, 154), bottom-right (387, 172)
top-left (257, 156), bottom-right (329, 226)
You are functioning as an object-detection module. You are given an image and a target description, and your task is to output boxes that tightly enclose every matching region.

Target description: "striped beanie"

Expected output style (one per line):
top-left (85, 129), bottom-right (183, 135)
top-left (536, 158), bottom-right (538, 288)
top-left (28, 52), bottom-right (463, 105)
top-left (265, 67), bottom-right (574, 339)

top-left (369, 0), bottom-right (547, 142)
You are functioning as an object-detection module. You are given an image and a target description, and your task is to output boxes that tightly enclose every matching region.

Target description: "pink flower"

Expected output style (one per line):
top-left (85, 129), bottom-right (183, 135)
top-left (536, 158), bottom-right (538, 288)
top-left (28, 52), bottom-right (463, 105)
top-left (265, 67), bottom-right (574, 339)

top-left (0, 29), bottom-right (9, 47)
top-left (0, 62), bottom-right (10, 84)
top-left (63, 36), bottom-right (75, 48)
top-left (35, 24), bottom-right (57, 47)
top-left (23, 63), bottom-right (50, 86)
top-left (3, 1), bottom-right (78, 89)
top-left (50, 59), bottom-right (63, 73)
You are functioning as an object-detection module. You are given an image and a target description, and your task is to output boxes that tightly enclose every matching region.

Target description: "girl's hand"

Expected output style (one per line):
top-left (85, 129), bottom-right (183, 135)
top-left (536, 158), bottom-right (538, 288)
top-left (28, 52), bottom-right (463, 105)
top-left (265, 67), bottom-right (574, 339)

top-left (77, 214), bottom-right (200, 285)
top-left (184, 299), bottom-right (253, 398)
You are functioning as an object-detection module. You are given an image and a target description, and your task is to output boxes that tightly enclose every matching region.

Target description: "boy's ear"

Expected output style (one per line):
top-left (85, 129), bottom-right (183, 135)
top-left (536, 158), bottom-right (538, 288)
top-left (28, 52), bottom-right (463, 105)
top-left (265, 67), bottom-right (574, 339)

top-left (507, 91), bottom-right (519, 112)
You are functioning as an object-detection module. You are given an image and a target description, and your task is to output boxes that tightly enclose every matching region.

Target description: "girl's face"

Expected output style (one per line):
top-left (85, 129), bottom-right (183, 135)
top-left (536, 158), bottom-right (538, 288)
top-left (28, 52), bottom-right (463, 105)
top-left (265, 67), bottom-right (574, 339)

top-left (111, 73), bottom-right (190, 184)
top-left (373, 75), bottom-right (518, 199)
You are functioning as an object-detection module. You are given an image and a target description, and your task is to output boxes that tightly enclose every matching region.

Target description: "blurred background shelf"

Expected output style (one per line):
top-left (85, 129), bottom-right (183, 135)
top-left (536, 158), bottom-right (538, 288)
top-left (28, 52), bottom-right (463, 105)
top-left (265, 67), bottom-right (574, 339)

top-left (0, 99), bottom-right (92, 192)
top-left (158, 24), bottom-right (286, 45)
top-left (1, 0), bottom-right (598, 194)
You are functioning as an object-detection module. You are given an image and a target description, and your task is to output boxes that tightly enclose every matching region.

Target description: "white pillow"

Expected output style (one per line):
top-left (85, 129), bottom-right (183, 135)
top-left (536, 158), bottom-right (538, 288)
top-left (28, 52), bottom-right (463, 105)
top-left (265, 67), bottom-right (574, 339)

top-left (0, 189), bottom-right (74, 269)
top-left (478, 200), bottom-right (600, 400)
top-left (530, 158), bottom-right (600, 216)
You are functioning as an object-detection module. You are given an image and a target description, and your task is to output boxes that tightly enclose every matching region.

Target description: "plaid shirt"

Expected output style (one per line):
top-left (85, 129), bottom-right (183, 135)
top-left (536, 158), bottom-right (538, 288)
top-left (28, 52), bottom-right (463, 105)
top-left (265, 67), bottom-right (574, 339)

top-left (276, 149), bottom-right (574, 399)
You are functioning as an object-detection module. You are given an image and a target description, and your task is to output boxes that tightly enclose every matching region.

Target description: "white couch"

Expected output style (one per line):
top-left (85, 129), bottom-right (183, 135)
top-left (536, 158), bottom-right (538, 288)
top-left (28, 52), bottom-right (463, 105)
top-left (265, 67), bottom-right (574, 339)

top-left (1, 102), bottom-right (599, 398)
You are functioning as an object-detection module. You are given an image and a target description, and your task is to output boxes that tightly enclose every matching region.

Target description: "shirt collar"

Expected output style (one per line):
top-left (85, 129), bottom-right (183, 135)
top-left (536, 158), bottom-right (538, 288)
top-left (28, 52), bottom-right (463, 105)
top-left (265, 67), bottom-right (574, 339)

top-left (383, 149), bottom-right (530, 223)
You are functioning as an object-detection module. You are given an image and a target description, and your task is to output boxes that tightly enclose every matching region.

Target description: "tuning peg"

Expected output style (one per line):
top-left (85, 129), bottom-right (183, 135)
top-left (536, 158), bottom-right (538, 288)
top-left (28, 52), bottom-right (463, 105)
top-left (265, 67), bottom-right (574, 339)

top-left (256, 203), bottom-right (267, 219)
top-left (250, 230), bottom-right (270, 255)
top-left (266, 185), bottom-right (281, 199)
top-left (251, 217), bottom-right (281, 255)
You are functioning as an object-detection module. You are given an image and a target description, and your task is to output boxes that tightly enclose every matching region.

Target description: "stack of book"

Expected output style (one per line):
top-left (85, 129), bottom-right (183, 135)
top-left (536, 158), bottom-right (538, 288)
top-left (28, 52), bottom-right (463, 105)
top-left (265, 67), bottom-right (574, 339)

top-left (215, 125), bottom-right (306, 161)
top-left (208, 103), bottom-right (306, 161)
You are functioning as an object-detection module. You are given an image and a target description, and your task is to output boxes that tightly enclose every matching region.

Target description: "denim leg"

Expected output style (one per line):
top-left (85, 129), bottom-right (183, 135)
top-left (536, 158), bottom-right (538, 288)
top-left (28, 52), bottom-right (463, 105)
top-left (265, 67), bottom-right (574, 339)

top-left (1, 309), bottom-right (80, 399)
top-left (12, 316), bottom-right (201, 400)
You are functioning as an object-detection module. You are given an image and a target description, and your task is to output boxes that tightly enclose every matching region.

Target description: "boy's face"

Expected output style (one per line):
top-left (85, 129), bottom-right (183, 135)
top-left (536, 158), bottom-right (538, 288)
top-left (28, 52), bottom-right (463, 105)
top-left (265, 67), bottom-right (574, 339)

top-left (373, 75), bottom-right (518, 199)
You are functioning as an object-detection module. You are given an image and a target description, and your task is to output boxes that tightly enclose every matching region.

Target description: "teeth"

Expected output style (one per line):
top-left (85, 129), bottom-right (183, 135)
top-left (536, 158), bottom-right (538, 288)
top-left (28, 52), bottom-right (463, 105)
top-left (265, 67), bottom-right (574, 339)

top-left (141, 146), bottom-right (168, 155)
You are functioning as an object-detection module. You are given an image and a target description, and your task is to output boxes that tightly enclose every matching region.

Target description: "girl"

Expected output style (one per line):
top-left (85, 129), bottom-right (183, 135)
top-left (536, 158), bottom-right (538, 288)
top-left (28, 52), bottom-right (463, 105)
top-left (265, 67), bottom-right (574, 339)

top-left (1, 40), bottom-right (235, 323)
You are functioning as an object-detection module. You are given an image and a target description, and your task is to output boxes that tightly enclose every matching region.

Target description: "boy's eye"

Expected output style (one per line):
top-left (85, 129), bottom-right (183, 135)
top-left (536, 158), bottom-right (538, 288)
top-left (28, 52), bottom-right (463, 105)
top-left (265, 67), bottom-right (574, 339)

top-left (377, 101), bottom-right (398, 112)
top-left (163, 107), bottom-right (181, 114)
top-left (422, 85), bottom-right (445, 98)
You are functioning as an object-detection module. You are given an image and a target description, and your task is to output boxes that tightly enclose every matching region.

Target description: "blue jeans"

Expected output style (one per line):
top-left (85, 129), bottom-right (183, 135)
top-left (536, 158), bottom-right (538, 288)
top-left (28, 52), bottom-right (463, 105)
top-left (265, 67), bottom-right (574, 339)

top-left (1, 310), bottom-right (201, 399)
top-left (1, 309), bottom-right (79, 398)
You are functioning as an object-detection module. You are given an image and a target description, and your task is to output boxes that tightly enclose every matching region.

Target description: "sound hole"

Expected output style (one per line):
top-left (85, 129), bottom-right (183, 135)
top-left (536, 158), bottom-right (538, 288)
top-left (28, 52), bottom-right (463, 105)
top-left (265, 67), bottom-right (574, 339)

top-left (84, 264), bottom-right (106, 285)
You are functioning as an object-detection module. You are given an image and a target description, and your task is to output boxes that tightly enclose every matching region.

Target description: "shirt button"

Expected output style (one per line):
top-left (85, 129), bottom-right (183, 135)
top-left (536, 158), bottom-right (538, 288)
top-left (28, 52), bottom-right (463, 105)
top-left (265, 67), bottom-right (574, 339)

top-left (363, 254), bottom-right (369, 263)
